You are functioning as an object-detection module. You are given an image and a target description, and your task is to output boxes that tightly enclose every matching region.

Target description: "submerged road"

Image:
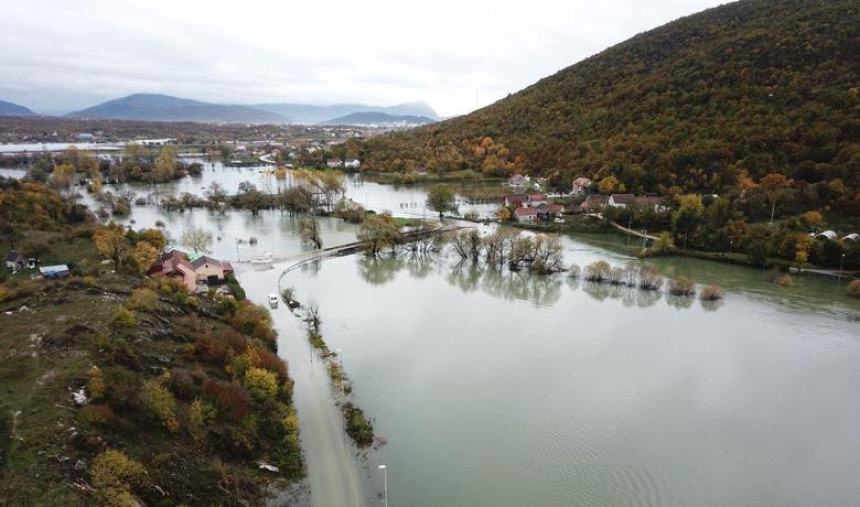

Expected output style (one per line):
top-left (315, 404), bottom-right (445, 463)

top-left (241, 267), bottom-right (367, 507)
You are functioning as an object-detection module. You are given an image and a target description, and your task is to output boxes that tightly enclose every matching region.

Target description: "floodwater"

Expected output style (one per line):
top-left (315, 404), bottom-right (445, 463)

top-left (5, 162), bottom-right (860, 506)
top-left (276, 240), bottom-right (860, 507)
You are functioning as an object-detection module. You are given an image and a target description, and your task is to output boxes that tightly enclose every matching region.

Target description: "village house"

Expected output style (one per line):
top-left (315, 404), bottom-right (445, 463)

top-left (148, 250), bottom-right (197, 291)
top-left (514, 207), bottom-right (538, 222)
top-left (5, 250), bottom-right (27, 270)
top-left (508, 174), bottom-right (529, 187)
top-left (528, 193), bottom-right (548, 207)
top-left (571, 177), bottom-right (592, 195)
top-left (344, 158), bottom-right (361, 169)
top-left (608, 194), bottom-right (636, 208)
top-left (634, 196), bottom-right (669, 212)
top-left (191, 255), bottom-right (235, 284)
top-left (580, 195), bottom-right (609, 212)
top-left (505, 193), bottom-right (529, 207)
top-left (537, 203), bottom-right (565, 220)
top-left (326, 158), bottom-right (343, 168)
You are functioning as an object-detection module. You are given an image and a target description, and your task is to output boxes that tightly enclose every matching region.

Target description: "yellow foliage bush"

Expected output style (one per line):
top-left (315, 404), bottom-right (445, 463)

top-left (141, 379), bottom-right (179, 432)
top-left (126, 287), bottom-right (158, 311)
top-left (243, 367), bottom-right (279, 401)
top-left (90, 450), bottom-right (147, 507)
top-left (87, 365), bottom-right (106, 400)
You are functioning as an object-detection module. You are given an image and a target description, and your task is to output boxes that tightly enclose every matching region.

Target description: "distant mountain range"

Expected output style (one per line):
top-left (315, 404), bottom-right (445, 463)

top-left (0, 99), bottom-right (36, 117)
top-left (61, 93), bottom-right (440, 125)
top-left (66, 94), bottom-right (285, 124)
top-left (321, 111), bottom-right (436, 126)
top-left (251, 101), bottom-right (439, 125)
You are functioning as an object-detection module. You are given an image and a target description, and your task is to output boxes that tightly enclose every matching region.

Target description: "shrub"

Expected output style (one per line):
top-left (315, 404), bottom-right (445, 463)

top-left (225, 274), bottom-right (246, 301)
top-left (244, 367), bottom-right (279, 401)
top-left (189, 397), bottom-right (217, 427)
top-left (608, 266), bottom-right (626, 285)
top-left (169, 367), bottom-right (199, 400)
top-left (126, 287), bottom-right (158, 311)
top-left (203, 380), bottom-right (252, 421)
top-left (848, 279), bottom-right (860, 299)
top-left (229, 302), bottom-right (277, 348)
top-left (777, 273), bottom-right (794, 286)
top-left (700, 284), bottom-right (725, 301)
top-left (90, 450), bottom-right (147, 507)
top-left (255, 347), bottom-right (288, 382)
top-left (636, 265), bottom-right (664, 291)
top-left (343, 403), bottom-right (374, 447)
top-left (87, 365), bottom-right (106, 401)
top-left (568, 263), bottom-right (581, 278)
top-left (141, 378), bottom-right (179, 432)
top-left (583, 260), bottom-right (611, 282)
top-left (110, 306), bottom-right (136, 330)
top-left (78, 404), bottom-right (115, 426)
top-left (668, 277), bottom-right (695, 296)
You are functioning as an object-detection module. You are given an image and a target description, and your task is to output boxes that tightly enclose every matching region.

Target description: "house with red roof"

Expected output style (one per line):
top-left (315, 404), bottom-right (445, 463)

top-left (148, 250), bottom-right (197, 291)
top-left (505, 193), bottom-right (529, 207)
top-left (514, 207), bottom-right (538, 222)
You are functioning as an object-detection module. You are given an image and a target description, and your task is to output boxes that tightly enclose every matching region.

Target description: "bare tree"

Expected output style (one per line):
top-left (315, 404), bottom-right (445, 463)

top-left (180, 227), bottom-right (212, 254)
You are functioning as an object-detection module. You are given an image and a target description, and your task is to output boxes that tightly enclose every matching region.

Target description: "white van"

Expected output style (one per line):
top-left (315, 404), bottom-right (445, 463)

top-left (268, 294), bottom-right (279, 308)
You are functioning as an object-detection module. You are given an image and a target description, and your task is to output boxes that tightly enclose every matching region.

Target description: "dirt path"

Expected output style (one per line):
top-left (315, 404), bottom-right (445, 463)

top-left (240, 268), bottom-right (367, 507)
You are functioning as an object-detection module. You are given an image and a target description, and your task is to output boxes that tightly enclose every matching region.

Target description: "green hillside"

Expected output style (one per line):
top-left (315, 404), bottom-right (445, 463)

top-left (358, 0), bottom-right (859, 217)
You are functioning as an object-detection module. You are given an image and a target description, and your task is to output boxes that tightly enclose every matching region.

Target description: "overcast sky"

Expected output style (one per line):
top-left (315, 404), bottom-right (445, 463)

top-left (1, 0), bottom-right (729, 116)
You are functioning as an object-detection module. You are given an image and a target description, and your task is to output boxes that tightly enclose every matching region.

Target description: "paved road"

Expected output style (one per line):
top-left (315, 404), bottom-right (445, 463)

top-left (241, 267), bottom-right (367, 507)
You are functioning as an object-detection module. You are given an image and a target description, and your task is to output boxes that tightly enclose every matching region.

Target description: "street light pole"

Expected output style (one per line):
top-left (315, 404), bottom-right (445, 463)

top-left (379, 464), bottom-right (388, 507)
top-left (838, 253), bottom-right (845, 282)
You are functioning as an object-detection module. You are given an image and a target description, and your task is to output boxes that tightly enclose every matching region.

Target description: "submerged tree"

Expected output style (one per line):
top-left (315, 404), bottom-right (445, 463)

top-left (299, 216), bottom-right (323, 250)
top-left (181, 227), bottom-right (213, 254)
top-left (357, 213), bottom-right (401, 256)
top-left (426, 184), bottom-right (456, 218)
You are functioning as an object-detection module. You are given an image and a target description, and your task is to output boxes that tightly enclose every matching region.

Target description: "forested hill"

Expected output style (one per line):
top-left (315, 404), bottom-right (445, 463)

top-left (357, 0), bottom-right (858, 202)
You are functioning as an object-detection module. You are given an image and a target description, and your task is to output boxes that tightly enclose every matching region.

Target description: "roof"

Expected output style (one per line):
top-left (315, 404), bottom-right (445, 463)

top-left (573, 177), bottom-right (592, 185)
top-left (815, 230), bottom-right (838, 240)
top-left (505, 193), bottom-right (528, 203)
top-left (5, 250), bottom-right (25, 262)
top-left (635, 196), bottom-right (668, 207)
top-left (544, 204), bottom-right (565, 213)
top-left (514, 207), bottom-right (537, 216)
top-left (39, 264), bottom-right (69, 275)
top-left (610, 194), bottom-right (636, 205)
top-left (581, 195), bottom-right (609, 209)
top-left (843, 233), bottom-right (859, 242)
top-left (162, 249), bottom-right (189, 262)
top-left (528, 194), bottom-right (548, 201)
top-left (191, 255), bottom-right (224, 270)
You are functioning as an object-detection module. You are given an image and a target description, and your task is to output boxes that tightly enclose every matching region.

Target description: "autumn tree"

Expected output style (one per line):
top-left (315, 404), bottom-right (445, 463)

top-left (426, 184), bottom-right (456, 218)
top-left (153, 145), bottom-right (178, 182)
top-left (357, 213), bottom-right (401, 256)
top-left (93, 222), bottom-right (130, 269)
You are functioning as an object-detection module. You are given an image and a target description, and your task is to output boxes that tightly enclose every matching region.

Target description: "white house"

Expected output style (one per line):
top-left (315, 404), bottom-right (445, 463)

top-left (5, 250), bottom-right (26, 270)
top-left (608, 194), bottom-right (636, 208)
top-left (326, 159), bottom-right (343, 168)
top-left (345, 158), bottom-right (361, 169)
top-left (514, 207), bottom-right (538, 222)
